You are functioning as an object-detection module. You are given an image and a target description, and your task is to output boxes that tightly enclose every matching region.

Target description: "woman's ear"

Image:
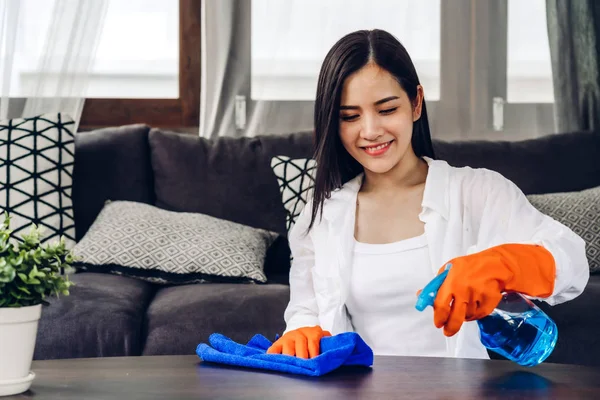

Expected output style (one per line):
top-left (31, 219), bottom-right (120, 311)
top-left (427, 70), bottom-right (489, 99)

top-left (413, 85), bottom-right (424, 122)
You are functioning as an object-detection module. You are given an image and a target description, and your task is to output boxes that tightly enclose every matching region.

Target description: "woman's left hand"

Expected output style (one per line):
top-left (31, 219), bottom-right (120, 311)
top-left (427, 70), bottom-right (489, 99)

top-left (429, 243), bottom-right (556, 337)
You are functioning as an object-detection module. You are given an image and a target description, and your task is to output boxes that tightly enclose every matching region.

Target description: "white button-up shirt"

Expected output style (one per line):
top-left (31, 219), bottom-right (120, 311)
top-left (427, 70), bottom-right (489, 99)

top-left (283, 157), bottom-right (590, 359)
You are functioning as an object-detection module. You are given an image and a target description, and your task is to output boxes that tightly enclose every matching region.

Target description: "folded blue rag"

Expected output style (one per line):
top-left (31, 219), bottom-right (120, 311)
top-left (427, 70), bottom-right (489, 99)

top-left (196, 332), bottom-right (374, 377)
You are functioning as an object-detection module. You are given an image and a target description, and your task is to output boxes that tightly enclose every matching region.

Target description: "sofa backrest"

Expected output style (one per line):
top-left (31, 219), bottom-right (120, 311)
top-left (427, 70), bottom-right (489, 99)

top-left (74, 126), bottom-right (600, 237)
top-left (72, 124), bottom-right (155, 241)
top-left (148, 129), bottom-right (313, 236)
top-left (434, 130), bottom-right (600, 195)
top-left (146, 129), bottom-right (600, 235)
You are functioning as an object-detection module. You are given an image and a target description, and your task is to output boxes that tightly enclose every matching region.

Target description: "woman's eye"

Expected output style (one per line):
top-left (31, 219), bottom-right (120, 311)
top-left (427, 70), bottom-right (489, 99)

top-left (380, 107), bottom-right (398, 115)
top-left (341, 114), bottom-right (359, 122)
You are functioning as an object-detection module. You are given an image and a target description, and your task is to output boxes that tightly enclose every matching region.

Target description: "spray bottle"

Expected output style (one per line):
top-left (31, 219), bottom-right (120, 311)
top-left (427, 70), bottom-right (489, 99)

top-left (415, 264), bottom-right (558, 367)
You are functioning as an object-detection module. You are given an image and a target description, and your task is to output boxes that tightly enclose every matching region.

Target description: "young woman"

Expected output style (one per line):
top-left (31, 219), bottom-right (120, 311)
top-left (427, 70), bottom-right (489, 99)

top-left (267, 29), bottom-right (589, 360)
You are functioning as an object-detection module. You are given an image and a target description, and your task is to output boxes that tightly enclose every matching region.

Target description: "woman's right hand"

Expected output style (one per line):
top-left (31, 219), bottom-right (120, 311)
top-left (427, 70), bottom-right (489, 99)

top-left (266, 326), bottom-right (332, 359)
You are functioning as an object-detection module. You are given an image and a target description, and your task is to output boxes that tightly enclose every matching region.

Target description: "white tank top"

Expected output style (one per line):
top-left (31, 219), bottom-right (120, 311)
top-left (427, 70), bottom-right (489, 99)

top-left (346, 234), bottom-right (448, 357)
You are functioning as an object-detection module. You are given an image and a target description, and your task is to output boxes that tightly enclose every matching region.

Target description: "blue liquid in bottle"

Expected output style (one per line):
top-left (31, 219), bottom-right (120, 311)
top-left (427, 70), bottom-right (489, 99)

top-left (415, 265), bottom-right (558, 367)
top-left (477, 292), bottom-right (558, 367)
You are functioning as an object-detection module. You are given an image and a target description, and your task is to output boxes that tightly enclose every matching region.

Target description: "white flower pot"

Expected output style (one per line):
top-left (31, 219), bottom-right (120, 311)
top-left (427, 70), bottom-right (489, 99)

top-left (0, 304), bottom-right (41, 396)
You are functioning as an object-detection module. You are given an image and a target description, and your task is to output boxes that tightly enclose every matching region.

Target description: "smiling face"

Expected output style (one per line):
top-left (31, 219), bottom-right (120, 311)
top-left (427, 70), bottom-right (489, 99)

top-left (338, 63), bottom-right (423, 176)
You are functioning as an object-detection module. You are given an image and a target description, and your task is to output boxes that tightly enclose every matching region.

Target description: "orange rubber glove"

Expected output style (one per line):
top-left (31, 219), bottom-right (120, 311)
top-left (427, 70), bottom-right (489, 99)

top-left (266, 326), bottom-right (331, 359)
top-left (431, 243), bottom-right (556, 337)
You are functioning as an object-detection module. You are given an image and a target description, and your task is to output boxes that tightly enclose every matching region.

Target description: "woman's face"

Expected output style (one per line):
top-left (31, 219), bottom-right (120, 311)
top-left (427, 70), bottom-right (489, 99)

top-left (338, 63), bottom-right (423, 175)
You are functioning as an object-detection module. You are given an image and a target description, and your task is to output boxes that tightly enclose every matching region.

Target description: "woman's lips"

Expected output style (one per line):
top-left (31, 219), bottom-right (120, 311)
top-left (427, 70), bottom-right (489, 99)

top-left (362, 140), bottom-right (393, 156)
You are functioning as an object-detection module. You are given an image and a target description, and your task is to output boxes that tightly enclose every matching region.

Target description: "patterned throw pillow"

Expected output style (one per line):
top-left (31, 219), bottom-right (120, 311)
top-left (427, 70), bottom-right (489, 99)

top-left (0, 113), bottom-right (76, 246)
top-left (270, 156), bottom-right (316, 232)
top-left (527, 186), bottom-right (600, 274)
top-left (73, 201), bottom-right (279, 284)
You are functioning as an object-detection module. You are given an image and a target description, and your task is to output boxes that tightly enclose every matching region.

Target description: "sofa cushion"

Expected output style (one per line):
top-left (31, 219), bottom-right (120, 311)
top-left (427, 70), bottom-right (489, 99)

top-left (142, 283), bottom-right (289, 355)
top-left (148, 129), bottom-right (313, 236)
top-left (149, 130), bottom-right (313, 278)
top-left (271, 155), bottom-right (316, 232)
top-left (528, 186), bottom-right (600, 274)
top-left (1, 113), bottom-right (76, 245)
top-left (34, 272), bottom-right (156, 360)
top-left (73, 201), bottom-right (278, 284)
top-left (73, 124), bottom-right (154, 241)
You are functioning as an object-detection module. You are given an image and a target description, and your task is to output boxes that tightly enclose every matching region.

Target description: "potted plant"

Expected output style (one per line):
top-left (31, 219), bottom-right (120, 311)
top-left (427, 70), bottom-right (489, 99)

top-left (0, 213), bottom-right (74, 396)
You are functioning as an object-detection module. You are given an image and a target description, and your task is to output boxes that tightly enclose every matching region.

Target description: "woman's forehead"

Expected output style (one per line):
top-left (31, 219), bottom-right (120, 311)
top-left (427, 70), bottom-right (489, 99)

top-left (341, 64), bottom-right (405, 104)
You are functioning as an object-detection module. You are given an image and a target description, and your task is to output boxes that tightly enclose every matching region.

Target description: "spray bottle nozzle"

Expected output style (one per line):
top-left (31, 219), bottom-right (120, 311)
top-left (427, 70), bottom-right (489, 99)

top-left (415, 263), bottom-right (452, 312)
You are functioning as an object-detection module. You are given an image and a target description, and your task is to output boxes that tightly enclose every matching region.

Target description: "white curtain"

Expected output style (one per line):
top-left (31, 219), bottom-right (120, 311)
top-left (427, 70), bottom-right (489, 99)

top-left (0, 0), bottom-right (107, 128)
top-left (200, 0), bottom-right (314, 139)
top-left (199, 0), bottom-right (241, 139)
top-left (200, 0), bottom-right (556, 141)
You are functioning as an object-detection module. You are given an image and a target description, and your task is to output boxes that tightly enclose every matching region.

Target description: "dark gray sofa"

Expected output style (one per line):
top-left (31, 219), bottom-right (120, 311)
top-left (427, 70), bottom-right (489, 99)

top-left (34, 124), bottom-right (600, 367)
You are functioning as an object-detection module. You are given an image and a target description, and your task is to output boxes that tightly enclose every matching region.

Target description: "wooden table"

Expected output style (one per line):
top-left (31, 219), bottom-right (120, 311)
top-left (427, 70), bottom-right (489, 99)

top-left (6, 355), bottom-right (600, 399)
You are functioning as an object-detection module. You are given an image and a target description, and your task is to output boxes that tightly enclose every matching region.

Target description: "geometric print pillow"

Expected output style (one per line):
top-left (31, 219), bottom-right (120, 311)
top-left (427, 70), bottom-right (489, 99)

top-left (270, 156), bottom-right (316, 232)
top-left (0, 113), bottom-right (76, 246)
top-left (72, 201), bottom-right (279, 284)
top-left (527, 186), bottom-right (600, 274)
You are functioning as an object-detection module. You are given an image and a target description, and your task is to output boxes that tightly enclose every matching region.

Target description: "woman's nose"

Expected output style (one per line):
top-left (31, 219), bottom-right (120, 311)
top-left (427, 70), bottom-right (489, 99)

top-left (360, 114), bottom-right (384, 140)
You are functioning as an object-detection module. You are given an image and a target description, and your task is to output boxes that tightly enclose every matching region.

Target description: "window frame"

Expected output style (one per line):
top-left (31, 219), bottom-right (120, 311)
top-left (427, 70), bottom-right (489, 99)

top-left (78, 0), bottom-right (200, 130)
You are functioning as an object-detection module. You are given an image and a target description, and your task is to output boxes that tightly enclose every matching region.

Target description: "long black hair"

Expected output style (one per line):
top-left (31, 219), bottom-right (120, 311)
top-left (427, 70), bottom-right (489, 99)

top-left (308, 29), bottom-right (436, 231)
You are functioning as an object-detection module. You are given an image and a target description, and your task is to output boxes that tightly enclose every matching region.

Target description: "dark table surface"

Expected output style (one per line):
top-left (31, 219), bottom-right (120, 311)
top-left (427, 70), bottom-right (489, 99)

top-left (7, 355), bottom-right (600, 399)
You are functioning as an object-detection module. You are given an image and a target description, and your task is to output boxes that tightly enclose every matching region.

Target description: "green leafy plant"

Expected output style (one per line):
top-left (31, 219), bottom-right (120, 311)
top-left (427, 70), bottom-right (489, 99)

top-left (0, 212), bottom-right (75, 308)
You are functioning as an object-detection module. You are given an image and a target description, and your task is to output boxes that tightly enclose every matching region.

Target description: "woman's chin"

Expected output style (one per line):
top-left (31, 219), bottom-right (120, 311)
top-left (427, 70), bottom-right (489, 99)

top-left (360, 158), bottom-right (398, 175)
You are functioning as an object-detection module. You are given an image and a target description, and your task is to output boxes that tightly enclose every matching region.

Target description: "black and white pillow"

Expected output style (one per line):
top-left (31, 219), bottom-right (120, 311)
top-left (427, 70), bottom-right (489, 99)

top-left (270, 156), bottom-right (316, 232)
top-left (527, 186), bottom-right (600, 274)
top-left (73, 201), bottom-right (279, 284)
top-left (0, 113), bottom-right (75, 246)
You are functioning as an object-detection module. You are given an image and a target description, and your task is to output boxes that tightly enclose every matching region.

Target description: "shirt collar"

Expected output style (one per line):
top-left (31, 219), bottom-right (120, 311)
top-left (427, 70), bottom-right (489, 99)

top-left (421, 156), bottom-right (450, 220)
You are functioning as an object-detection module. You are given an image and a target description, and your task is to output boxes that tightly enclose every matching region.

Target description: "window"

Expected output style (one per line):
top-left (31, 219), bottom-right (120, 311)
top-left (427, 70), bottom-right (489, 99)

top-left (5, 0), bottom-right (196, 129)
top-left (251, 0), bottom-right (441, 101)
top-left (89, 0), bottom-right (179, 98)
top-left (81, 0), bottom-right (199, 129)
top-left (12, 0), bottom-right (179, 99)
top-left (4, 0), bottom-right (56, 98)
top-left (507, 0), bottom-right (553, 103)
top-left (251, 0), bottom-right (555, 138)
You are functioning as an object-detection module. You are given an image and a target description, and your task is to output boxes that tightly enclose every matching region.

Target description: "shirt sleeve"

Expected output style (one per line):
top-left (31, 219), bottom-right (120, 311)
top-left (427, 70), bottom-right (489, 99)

top-left (282, 201), bottom-right (320, 332)
top-left (467, 168), bottom-right (589, 306)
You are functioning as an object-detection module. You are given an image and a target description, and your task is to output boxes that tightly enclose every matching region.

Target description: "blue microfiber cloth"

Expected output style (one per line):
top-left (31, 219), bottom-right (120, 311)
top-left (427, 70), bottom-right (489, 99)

top-left (196, 332), bottom-right (374, 377)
